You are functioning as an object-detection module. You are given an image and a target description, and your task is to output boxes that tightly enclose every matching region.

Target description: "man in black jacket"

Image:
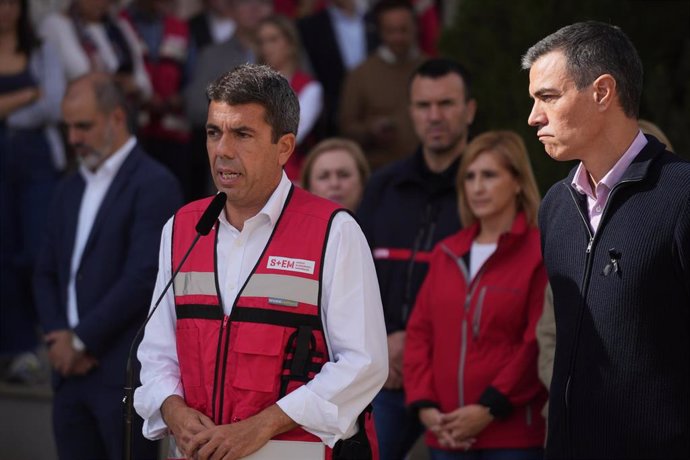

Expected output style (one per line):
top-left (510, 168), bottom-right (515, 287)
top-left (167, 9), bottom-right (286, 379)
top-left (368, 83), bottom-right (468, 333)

top-left (358, 58), bottom-right (477, 460)
top-left (523, 21), bottom-right (690, 459)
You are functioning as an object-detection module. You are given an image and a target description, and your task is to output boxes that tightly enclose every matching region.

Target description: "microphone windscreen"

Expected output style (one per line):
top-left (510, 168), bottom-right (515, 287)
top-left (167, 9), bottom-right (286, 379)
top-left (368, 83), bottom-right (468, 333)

top-left (195, 192), bottom-right (227, 235)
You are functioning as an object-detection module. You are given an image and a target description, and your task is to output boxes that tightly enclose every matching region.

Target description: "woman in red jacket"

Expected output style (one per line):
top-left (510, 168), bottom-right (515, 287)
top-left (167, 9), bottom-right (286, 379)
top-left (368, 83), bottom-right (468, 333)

top-left (403, 130), bottom-right (547, 460)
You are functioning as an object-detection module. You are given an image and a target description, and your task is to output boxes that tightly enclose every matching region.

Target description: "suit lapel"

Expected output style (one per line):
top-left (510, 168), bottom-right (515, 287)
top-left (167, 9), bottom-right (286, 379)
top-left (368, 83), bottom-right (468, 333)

top-left (62, 176), bottom-right (86, 276)
top-left (81, 146), bottom-right (140, 259)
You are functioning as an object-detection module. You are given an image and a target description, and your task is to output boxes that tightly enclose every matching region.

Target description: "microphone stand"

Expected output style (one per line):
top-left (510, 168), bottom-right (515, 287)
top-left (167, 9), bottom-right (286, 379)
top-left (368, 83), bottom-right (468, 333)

top-left (123, 233), bottom-right (201, 460)
top-left (123, 191), bottom-right (225, 460)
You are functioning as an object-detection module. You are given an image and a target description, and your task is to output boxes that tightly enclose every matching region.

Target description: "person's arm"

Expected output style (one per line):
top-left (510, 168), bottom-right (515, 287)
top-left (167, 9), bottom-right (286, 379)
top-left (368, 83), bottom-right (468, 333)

top-left (536, 283), bottom-right (555, 389)
top-left (8, 41), bottom-right (66, 127)
top-left (296, 80), bottom-right (323, 145)
top-left (276, 212), bottom-right (388, 446)
top-left (38, 14), bottom-right (90, 81)
top-left (0, 87), bottom-right (39, 119)
top-left (478, 262), bottom-right (549, 415)
top-left (33, 181), bottom-right (71, 333)
top-left (402, 265), bottom-right (438, 412)
top-left (133, 218), bottom-right (187, 440)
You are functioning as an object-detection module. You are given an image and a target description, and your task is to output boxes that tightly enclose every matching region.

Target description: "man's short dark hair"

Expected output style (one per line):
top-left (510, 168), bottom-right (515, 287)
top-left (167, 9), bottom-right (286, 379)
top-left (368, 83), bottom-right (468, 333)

top-left (374, 0), bottom-right (415, 27)
top-left (521, 21), bottom-right (643, 118)
top-left (206, 64), bottom-right (300, 143)
top-left (409, 58), bottom-right (473, 101)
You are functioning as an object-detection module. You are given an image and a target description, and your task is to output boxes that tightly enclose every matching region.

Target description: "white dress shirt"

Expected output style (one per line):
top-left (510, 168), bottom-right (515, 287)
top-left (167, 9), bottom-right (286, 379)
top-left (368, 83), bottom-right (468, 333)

top-left (208, 13), bottom-right (236, 44)
top-left (134, 173), bottom-right (388, 447)
top-left (328, 5), bottom-right (368, 71)
top-left (67, 137), bottom-right (137, 330)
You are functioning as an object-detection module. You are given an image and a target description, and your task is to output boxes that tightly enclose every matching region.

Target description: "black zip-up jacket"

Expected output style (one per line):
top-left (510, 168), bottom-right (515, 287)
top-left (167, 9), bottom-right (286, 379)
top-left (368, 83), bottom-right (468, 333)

top-left (540, 135), bottom-right (690, 459)
top-left (357, 148), bottom-right (461, 333)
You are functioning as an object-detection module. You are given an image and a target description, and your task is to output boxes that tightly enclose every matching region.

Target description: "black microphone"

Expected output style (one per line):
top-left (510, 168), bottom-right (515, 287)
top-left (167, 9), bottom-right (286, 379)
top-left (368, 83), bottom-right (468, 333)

top-left (123, 192), bottom-right (226, 460)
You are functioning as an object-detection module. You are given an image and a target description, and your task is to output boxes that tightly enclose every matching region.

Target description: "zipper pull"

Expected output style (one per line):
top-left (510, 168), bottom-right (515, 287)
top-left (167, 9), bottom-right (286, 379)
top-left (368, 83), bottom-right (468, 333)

top-left (586, 237), bottom-right (594, 254)
top-left (222, 315), bottom-right (229, 328)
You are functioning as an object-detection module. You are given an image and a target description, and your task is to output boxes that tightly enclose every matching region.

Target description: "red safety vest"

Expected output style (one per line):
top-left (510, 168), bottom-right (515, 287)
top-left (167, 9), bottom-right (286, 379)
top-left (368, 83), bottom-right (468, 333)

top-left (172, 186), bottom-right (377, 459)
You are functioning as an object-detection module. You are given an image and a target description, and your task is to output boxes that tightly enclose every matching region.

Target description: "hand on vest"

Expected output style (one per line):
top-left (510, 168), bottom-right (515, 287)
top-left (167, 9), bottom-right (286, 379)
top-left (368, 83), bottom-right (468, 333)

top-left (161, 395), bottom-right (216, 457)
top-left (187, 404), bottom-right (298, 460)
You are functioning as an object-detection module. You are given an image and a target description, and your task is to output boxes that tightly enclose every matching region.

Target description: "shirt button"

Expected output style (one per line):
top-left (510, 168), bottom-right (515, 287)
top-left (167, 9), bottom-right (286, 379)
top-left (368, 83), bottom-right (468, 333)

top-left (234, 239), bottom-right (243, 247)
top-left (595, 206), bottom-right (602, 213)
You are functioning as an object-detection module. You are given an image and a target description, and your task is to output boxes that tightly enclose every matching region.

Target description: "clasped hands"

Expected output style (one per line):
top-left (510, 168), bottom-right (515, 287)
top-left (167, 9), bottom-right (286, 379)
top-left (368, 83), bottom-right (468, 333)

top-left (419, 404), bottom-right (493, 450)
top-left (44, 329), bottom-right (98, 377)
top-left (161, 395), bottom-right (296, 460)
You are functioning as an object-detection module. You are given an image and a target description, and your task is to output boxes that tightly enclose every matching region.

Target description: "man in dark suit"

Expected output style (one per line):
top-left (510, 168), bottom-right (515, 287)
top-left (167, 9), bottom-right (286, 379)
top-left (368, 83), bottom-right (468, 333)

top-left (297, 0), bottom-right (378, 136)
top-left (34, 73), bottom-right (183, 460)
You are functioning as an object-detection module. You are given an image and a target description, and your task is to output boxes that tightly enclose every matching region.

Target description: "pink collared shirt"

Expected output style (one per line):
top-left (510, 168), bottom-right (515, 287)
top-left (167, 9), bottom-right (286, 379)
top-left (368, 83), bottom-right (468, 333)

top-left (571, 130), bottom-right (648, 233)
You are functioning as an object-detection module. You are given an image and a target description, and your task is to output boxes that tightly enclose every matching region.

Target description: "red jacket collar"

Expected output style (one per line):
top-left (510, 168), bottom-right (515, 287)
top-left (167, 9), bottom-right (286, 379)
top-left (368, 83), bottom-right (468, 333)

top-left (444, 211), bottom-right (530, 257)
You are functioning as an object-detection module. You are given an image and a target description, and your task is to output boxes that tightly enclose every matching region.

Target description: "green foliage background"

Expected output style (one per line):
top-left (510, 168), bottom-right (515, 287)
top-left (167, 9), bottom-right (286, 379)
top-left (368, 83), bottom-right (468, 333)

top-left (440, 0), bottom-right (690, 193)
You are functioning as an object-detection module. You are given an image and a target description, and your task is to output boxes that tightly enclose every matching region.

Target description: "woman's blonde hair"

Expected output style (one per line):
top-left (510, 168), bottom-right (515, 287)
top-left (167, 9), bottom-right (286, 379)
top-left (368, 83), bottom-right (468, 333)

top-left (257, 14), bottom-right (302, 66)
top-left (457, 130), bottom-right (541, 228)
top-left (300, 138), bottom-right (370, 191)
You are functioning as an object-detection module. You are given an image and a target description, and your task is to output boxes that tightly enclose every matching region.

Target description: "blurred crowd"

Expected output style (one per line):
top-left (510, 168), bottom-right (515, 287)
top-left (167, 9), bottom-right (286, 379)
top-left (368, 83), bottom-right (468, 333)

top-left (0, 0), bottom-right (445, 383)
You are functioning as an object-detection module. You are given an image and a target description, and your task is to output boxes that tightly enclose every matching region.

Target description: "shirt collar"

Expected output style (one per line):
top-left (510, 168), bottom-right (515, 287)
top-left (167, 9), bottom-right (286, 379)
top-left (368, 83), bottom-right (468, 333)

top-left (328, 2), bottom-right (366, 22)
top-left (571, 130), bottom-right (648, 197)
top-left (218, 171), bottom-right (292, 230)
top-left (377, 45), bottom-right (420, 64)
top-left (79, 136), bottom-right (136, 183)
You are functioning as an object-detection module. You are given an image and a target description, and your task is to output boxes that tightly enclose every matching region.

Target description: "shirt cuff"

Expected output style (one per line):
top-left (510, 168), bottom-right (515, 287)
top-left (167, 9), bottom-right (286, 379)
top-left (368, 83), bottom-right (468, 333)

top-left (478, 385), bottom-right (513, 418)
top-left (277, 385), bottom-right (351, 447)
top-left (134, 380), bottom-right (184, 440)
top-left (71, 333), bottom-right (86, 352)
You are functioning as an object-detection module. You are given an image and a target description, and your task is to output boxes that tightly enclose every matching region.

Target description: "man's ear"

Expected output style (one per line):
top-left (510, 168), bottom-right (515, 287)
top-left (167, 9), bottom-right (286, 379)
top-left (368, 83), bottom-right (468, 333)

top-left (277, 133), bottom-right (296, 166)
top-left (592, 74), bottom-right (616, 112)
top-left (111, 105), bottom-right (128, 128)
top-left (466, 98), bottom-right (478, 125)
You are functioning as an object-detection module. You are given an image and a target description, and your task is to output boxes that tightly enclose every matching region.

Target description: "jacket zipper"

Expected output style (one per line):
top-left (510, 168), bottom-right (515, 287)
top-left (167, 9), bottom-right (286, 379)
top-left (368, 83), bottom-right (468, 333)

top-left (402, 203), bottom-right (437, 323)
top-left (443, 243), bottom-right (485, 409)
top-left (211, 315), bottom-right (230, 424)
top-left (562, 178), bottom-right (636, 456)
top-left (472, 287), bottom-right (487, 339)
top-left (218, 315), bottom-right (233, 424)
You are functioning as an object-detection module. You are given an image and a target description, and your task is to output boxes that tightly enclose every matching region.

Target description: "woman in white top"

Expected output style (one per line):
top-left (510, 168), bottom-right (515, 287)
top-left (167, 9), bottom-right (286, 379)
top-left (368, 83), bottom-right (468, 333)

top-left (39, 0), bottom-right (151, 100)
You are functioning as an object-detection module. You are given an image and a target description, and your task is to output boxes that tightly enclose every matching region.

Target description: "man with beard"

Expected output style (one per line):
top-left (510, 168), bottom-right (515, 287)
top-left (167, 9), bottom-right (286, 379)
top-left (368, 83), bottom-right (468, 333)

top-left (357, 58), bottom-right (477, 459)
top-left (34, 72), bottom-right (182, 459)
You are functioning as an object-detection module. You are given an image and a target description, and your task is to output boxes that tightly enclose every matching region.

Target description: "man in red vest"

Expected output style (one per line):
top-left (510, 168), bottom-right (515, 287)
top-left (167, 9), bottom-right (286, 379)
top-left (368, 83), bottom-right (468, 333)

top-left (134, 64), bottom-right (388, 460)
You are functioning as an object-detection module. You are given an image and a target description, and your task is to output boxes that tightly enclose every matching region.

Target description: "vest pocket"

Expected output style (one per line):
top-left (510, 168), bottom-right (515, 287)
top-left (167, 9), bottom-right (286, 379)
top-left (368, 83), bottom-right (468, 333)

top-left (176, 325), bottom-right (208, 414)
top-left (176, 326), bottom-right (202, 388)
top-left (232, 322), bottom-right (285, 393)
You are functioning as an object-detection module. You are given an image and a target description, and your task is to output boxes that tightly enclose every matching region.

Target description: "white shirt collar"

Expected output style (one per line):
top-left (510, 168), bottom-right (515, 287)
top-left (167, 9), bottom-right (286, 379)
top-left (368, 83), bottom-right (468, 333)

top-left (218, 171), bottom-right (292, 230)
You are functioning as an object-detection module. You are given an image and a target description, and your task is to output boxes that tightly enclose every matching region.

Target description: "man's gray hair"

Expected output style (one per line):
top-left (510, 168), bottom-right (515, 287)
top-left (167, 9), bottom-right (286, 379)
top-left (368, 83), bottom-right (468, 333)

top-left (521, 21), bottom-right (643, 118)
top-left (206, 64), bottom-right (300, 143)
